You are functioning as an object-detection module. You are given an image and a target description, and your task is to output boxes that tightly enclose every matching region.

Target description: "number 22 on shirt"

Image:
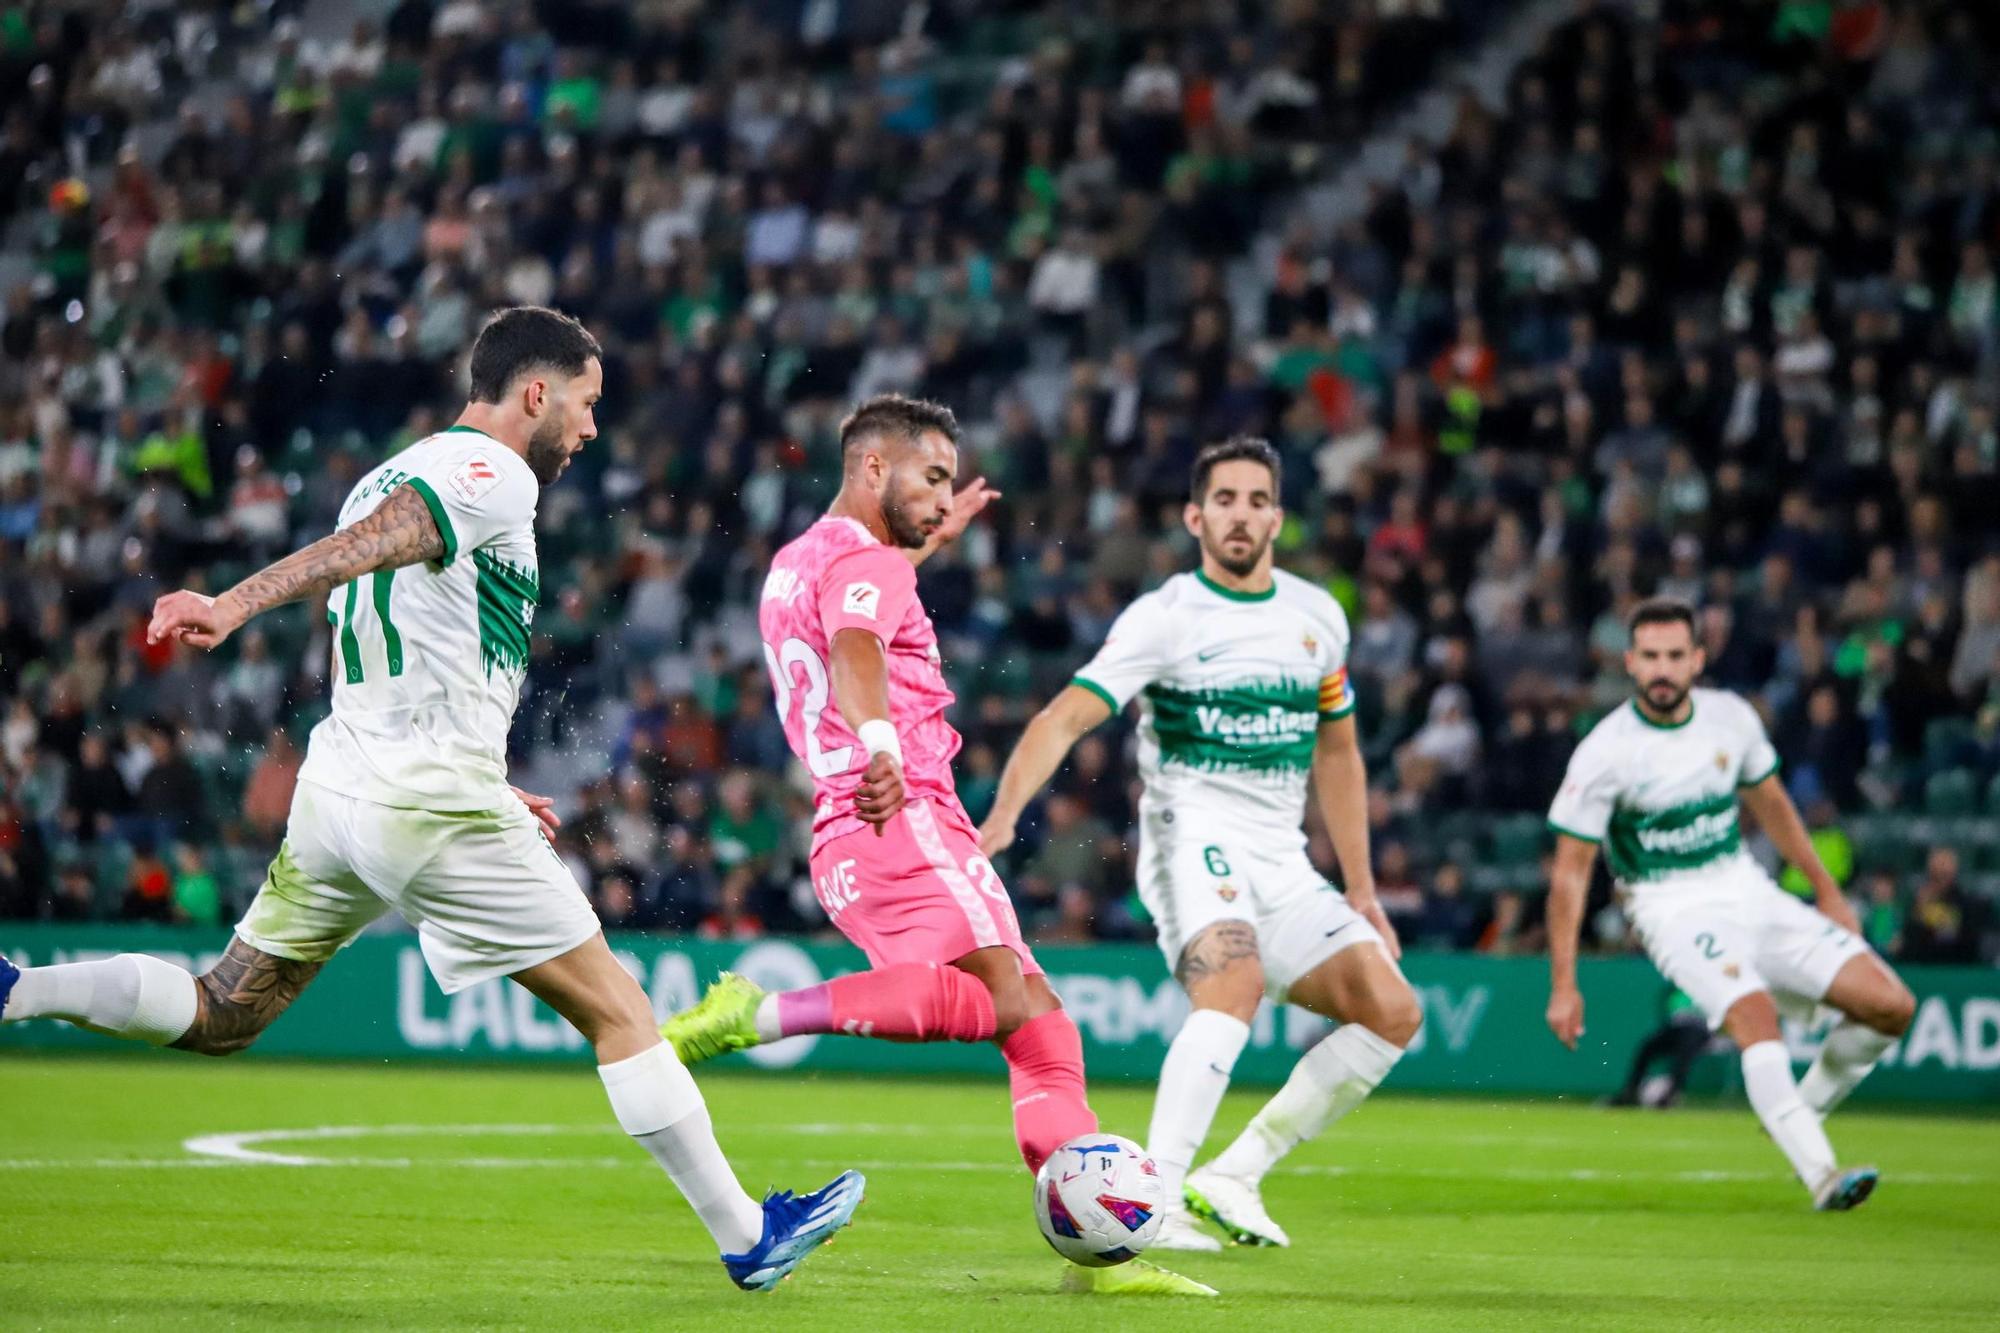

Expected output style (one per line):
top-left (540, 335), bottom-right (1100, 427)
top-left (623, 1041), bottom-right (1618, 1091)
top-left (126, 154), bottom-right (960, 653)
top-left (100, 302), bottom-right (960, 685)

top-left (766, 637), bottom-right (855, 777)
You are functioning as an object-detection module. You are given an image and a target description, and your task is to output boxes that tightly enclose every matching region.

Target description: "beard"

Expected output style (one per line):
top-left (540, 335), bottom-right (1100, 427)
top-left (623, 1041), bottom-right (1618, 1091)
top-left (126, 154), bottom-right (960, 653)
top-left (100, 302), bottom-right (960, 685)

top-left (1203, 527), bottom-right (1272, 578)
top-left (525, 416), bottom-right (569, 485)
top-left (1641, 677), bottom-right (1691, 713)
top-left (880, 487), bottom-right (933, 549)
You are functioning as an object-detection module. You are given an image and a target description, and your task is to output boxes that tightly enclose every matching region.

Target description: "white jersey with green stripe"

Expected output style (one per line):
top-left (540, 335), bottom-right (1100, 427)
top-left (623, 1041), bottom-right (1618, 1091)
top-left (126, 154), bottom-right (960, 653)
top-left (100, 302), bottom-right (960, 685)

top-left (295, 425), bottom-right (540, 811)
top-left (1072, 568), bottom-right (1355, 854)
top-left (1546, 688), bottom-right (1782, 892)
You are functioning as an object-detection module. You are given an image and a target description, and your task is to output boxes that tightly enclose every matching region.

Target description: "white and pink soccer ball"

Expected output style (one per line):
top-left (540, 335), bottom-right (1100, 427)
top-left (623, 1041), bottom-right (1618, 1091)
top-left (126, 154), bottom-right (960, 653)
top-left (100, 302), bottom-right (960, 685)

top-left (1032, 1133), bottom-right (1165, 1266)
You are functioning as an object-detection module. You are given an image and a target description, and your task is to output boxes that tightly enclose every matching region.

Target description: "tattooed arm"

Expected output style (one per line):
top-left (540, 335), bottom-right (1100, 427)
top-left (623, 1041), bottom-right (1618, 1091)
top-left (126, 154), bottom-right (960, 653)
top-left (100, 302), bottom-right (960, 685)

top-left (148, 484), bottom-right (446, 650)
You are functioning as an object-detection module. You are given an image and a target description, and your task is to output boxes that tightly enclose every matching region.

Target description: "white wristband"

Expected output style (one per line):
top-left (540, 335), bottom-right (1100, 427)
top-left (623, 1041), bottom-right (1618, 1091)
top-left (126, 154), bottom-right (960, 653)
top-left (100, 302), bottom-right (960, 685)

top-left (857, 719), bottom-right (903, 763)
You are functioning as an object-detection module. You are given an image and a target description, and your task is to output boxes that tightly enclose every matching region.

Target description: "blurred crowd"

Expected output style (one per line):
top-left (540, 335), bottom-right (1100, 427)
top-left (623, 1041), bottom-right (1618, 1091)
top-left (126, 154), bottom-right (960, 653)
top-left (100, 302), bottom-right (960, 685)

top-left (0, 1), bottom-right (1996, 965)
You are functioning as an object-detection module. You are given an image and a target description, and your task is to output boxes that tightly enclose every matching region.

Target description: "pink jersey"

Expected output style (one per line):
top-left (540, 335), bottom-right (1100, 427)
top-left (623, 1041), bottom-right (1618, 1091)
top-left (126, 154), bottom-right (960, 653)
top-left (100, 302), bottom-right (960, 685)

top-left (759, 516), bottom-right (965, 849)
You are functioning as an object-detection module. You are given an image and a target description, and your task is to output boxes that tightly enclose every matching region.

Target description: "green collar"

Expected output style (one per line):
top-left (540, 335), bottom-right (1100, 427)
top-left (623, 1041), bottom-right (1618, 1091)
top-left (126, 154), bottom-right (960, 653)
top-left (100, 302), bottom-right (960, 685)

top-left (1629, 696), bottom-right (1695, 730)
top-left (1195, 568), bottom-right (1276, 603)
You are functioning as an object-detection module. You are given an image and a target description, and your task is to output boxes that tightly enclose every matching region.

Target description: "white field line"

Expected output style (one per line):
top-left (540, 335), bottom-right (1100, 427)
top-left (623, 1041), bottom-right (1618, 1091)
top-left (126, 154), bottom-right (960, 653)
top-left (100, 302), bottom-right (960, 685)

top-left (0, 1123), bottom-right (1982, 1187)
top-left (786, 1158), bottom-right (1986, 1187)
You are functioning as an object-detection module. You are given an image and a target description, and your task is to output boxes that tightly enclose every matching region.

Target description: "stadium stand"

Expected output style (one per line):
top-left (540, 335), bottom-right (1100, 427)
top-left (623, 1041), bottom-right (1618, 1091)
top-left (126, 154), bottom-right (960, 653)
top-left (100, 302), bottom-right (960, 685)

top-left (0, 0), bottom-right (1995, 965)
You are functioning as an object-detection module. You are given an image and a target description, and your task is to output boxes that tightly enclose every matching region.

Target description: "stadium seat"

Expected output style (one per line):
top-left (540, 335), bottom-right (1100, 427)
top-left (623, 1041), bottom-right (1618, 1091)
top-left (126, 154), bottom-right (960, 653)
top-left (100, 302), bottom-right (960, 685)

top-left (1485, 814), bottom-right (1547, 868)
top-left (1924, 769), bottom-right (1980, 817)
top-left (1963, 873), bottom-right (2000, 903)
top-left (90, 840), bottom-right (133, 907)
top-left (1426, 811), bottom-right (1484, 865)
top-left (984, 651), bottom-right (1032, 698)
top-left (1968, 830), bottom-right (2000, 874)
top-left (1923, 718), bottom-right (1978, 769)
top-left (1849, 815), bottom-right (1924, 875)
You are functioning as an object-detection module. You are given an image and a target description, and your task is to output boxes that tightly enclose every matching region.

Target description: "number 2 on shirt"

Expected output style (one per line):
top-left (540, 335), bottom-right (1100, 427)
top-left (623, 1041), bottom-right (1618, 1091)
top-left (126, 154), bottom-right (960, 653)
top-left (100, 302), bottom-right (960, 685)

top-left (765, 637), bottom-right (856, 778)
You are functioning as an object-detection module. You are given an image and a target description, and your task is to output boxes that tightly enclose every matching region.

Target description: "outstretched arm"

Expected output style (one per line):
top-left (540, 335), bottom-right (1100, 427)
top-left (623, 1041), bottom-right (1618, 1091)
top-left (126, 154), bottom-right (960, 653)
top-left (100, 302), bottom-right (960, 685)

top-left (1545, 832), bottom-right (1598, 1049)
top-left (979, 684), bottom-right (1112, 855)
top-left (1312, 712), bottom-right (1399, 958)
top-left (1739, 775), bottom-right (1862, 935)
top-left (149, 485), bottom-right (445, 649)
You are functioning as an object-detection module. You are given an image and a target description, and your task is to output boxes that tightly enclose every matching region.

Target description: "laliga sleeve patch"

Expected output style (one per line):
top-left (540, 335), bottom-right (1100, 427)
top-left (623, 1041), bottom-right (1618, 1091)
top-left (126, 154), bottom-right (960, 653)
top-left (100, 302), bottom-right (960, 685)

top-left (447, 454), bottom-right (504, 506)
top-left (842, 580), bottom-right (882, 619)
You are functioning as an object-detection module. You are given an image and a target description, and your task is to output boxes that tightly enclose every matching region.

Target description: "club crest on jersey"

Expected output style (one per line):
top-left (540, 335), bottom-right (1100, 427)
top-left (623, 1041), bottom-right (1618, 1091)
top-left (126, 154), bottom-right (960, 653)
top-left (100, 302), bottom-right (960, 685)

top-left (1722, 963), bottom-right (1741, 978)
top-left (1714, 750), bottom-right (1729, 772)
top-left (1302, 631), bottom-right (1319, 656)
top-left (448, 454), bottom-right (503, 505)
top-left (843, 581), bottom-right (882, 619)
top-left (1216, 883), bottom-right (1238, 902)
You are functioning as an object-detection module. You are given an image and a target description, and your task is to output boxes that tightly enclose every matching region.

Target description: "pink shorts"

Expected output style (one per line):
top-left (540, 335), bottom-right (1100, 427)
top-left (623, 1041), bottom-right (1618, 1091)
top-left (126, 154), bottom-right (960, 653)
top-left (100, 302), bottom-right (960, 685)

top-left (809, 798), bottom-right (1042, 977)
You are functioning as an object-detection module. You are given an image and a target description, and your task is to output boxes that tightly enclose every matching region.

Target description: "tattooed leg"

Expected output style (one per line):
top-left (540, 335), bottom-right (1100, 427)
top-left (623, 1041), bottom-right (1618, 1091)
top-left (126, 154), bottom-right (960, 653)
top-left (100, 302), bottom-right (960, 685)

top-left (1175, 920), bottom-right (1265, 1018)
top-left (1148, 920), bottom-right (1267, 1203)
top-left (170, 938), bottom-right (323, 1057)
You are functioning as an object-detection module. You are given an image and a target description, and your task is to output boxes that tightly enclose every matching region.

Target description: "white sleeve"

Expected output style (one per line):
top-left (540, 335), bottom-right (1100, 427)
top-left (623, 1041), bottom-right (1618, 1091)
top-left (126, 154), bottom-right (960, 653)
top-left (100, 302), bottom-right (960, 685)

top-left (1072, 596), bottom-right (1175, 711)
top-left (1735, 696), bottom-right (1781, 787)
top-left (1547, 736), bottom-right (1620, 844)
top-left (1315, 593), bottom-right (1356, 720)
top-left (404, 446), bottom-right (537, 566)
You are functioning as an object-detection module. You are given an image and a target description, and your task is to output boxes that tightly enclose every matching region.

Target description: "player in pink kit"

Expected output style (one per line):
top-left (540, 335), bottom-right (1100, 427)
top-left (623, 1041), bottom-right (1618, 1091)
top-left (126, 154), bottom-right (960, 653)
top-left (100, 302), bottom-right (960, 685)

top-left (663, 395), bottom-right (1214, 1297)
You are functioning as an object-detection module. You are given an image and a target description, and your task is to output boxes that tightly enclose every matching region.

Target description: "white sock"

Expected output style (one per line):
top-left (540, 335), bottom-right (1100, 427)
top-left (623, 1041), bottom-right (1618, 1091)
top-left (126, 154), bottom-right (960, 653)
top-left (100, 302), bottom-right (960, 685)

top-left (598, 1042), bottom-right (764, 1254)
top-left (1206, 1023), bottom-right (1405, 1183)
top-left (1147, 1009), bottom-right (1250, 1202)
top-left (1740, 1039), bottom-right (1837, 1191)
top-left (754, 994), bottom-right (783, 1042)
top-left (3, 955), bottom-right (198, 1045)
top-left (1798, 1021), bottom-right (1895, 1119)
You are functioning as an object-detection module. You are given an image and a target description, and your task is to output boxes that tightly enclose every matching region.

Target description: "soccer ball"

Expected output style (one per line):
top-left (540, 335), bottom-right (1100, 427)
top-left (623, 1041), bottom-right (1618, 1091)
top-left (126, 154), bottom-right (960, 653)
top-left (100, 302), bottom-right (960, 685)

top-left (1032, 1133), bottom-right (1165, 1266)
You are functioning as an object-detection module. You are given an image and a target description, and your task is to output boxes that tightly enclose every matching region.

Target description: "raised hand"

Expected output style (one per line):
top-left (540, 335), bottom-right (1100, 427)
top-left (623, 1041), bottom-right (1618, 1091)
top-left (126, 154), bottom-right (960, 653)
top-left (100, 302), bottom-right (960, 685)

top-left (932, 476), bottom-right (1002, 547)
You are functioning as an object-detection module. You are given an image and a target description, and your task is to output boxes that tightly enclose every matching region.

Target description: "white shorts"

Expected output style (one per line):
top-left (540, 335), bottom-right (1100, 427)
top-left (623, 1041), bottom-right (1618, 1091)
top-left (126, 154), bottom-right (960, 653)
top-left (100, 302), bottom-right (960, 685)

top-left (235, 779), bottom-right (601, 993)
top-left (1136, 817), bottom-right (1384, 1002)
top-left (1625, 859), bottom-right (1871, 1030)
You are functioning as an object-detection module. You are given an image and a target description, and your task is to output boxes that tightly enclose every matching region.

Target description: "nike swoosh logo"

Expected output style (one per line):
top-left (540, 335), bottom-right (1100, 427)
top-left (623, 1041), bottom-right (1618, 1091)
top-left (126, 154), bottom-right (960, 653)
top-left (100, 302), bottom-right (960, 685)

top-left (1324, 921), bottom-right (1357, 940)
top-left (1207, 1062), bottom-right (1230, 1076)
top-left (1196, 646), bottom-right (1233, 662)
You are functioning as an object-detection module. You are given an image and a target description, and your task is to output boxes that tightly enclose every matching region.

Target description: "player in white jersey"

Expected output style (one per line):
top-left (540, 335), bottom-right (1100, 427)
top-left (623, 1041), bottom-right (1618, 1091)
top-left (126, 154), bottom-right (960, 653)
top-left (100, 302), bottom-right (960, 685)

top-left (0, 307), bottom-right (861, 1290)
top-left (982, 438), bottom-right (1421, 1251)
top-left (1545, 599), bottom-right (1916, 1211)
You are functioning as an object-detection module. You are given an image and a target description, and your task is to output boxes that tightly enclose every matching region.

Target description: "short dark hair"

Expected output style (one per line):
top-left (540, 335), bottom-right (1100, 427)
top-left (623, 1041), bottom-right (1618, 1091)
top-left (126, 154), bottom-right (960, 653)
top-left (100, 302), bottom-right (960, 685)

top-left (1629, 597), bottom-right (1698, 640)
top-left (839, 392), bottom-right (959, 454)
top-left (1191, 435), bottom-right (1281, 502)
top-left (467, 306), bottom-right (601, 404)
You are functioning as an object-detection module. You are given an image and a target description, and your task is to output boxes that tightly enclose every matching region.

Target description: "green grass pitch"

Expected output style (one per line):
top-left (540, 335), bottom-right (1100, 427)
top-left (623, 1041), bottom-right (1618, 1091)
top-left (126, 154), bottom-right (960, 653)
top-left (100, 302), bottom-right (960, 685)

top-left (1, 1055), bottom-right (1995, 1330)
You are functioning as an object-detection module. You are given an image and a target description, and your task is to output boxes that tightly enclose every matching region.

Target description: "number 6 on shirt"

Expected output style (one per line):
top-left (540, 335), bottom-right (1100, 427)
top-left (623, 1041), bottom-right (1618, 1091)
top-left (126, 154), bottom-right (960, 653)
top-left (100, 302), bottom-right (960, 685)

top-left (765, 637), bottom-right (856, 778)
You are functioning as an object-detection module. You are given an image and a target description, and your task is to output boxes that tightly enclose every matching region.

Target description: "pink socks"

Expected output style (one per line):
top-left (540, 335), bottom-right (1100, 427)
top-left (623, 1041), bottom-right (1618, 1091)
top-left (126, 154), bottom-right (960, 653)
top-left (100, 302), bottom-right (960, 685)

top-left (770, 964), bottom-right (1097, 1175)
top-left (1002, 1009), bottom-right (1098, 1173)
top-left (774, 962), bottom-right (997, 1042)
